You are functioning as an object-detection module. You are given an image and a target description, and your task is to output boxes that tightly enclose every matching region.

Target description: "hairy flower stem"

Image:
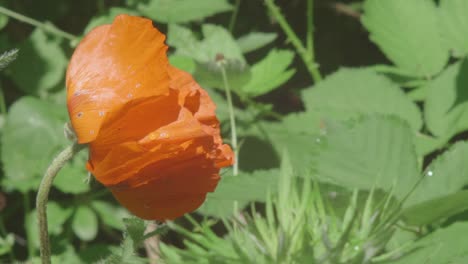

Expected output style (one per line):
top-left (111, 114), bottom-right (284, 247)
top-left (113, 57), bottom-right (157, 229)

top-left (264, 0), bottom-right (322, 83)
top-left (36, 142), bottom-right (86, 264)
top-left (0, 6), bottom-right (76, 41)
top-left (220, 65), bottom-right (239, 175)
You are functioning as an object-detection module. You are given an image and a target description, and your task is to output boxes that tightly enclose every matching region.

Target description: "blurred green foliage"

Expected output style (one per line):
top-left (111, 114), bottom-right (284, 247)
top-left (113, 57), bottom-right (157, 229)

top-left (1, 0), bottom-right (468, 263)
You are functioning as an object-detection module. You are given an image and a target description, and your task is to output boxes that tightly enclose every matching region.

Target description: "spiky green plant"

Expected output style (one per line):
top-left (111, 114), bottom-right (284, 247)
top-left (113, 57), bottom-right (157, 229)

top-left (159, 153), bottom-right (407, 264)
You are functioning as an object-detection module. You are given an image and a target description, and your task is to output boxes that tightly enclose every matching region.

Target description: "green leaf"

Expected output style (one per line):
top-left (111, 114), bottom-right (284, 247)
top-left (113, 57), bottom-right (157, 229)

top-left (8, 28), bottom-right (67, 95)
top-left (0, 14), bottom-right (8, 31)
top-left (101, 217), bottom-right (147, 264)
top-left (84, 7), bottom-right (139, 34)
top-left (413, 133), bottom-right (447, 157)
top-left (169, 55), bottom-right (196, 74)
top-left (362, 0), bottom-right (448, 77)
top-left (407, 85), bottom-right (429, 101)
top-left (122, 217), bottom-right (146, 248)
top-left (47, 202), bottom-right (73, 235)
top-left (412, 141), bottom-right (468, 205)
top-left (194, 60), bottom-right (251, 93)
top-left (241, 49), bottom-right (295, 97)
top-left (1, 97), bottom-right (68, 192)
top-left (92, 200), bottom-right (128, 231)
top-left (302, 68), bottom-right (422, 131)
top-left (198, 169), bottom-right (279, 218)
top-left (425, 60), bottom-right (468, 138)
top-left (239, 112), bottom-right (323, 172)
top-left (439, 0), bottom-right (468, 58)
top-left (281, 112), bottom-right (323, 135)
top-left (389, 223), bottom-right (468, 264)
top-left (79, 244), bottom-right (116, 263)
top-left (237, 32), bottom-right (277, 53)
top-left (0, 234), bottom-right (14, 256)
top-left (72, 206), bottom-right (98, 241)
top-left (169, 24), bottom-right (245, 65)
top-left (135, 0), bottom-right (232, 23)
top-left (403, 190), bottom-right (468, 226)
top-left (53, 150), bottom-right (90, 194)
top-left (167, 24), bottom-right (198, 53)
top-left (168, 24), bottom-right (250, 91)
top-left (311, 116), bottom-right (419, 200)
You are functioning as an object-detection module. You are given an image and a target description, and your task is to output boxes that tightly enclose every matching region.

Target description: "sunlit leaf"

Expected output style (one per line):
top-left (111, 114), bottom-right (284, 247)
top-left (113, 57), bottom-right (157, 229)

top-left (438, 0), bottom-right (468, 58)
top-left (53, 150), bottom-right (90, 194)
top-left (168, 23), bottom-right (250, 91)
top-left (402, 142), bottom-right (468, 224)
top-left (1, 97), bottom-right (68, 192)
top-left (92, 200), bottom-right (128, 231)
top-left (198, 169), bottom-right (279, 218)
top-left (241, 49), bottom-right (295, 97)
top-left (237, 32), bottom-right (277, 53)
top-left (311, 116), bottom-right (419, 200)
top-left (72, 206), bottom-right (98, 241)
top-left (425, 60), bottom-right (468, 139)
top-left (389, 223), bottom-right (468, 263)
top-left (302, 68), bottom-right (422, 131)
top-left (9, 29), bottom-right (67, 95)
top-left (362, 0), bottom-right (448, 77)
top-left (136, 0), bottom-right (232, 23)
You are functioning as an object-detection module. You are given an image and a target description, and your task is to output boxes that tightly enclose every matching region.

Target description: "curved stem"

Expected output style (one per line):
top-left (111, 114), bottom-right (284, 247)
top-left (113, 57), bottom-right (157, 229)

top-left (0, 6), bottom-right (76, 41)
top-left (219, 65), bottom-right (239, 175)
top-left (36, 142), bottom-right (86, 264)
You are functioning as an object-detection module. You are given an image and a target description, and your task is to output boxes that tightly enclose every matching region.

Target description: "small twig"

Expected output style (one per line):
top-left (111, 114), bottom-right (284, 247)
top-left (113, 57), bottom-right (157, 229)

top-left (0, 6), bottom-right (76, 41)
top-left (330, 2), bottom-right (362, 19)
top-left (306, 0), bottom-right (314, 54)
top-left (229, 0), bottom-right (241, 33)
top-left (217, 58), bottom-right (239, 175)
top-left (36, 142), bottom-right (86, 264)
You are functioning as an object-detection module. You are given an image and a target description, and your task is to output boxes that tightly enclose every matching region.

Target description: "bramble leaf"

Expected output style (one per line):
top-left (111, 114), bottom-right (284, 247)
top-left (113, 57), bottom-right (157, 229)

top-left (135, 0), bottom-right (232, 24)
top-left (237, 32), bottom-right (277, 53)
top-left (72, 206), bottom-right (98, 241)
top-left (241, 49), bottom-right (295, 97)
top-left (362, 0), bottom-right (448, 77)
top-left (302, 68), bottom-right (422, 131)
top-left (8, 29), bottom-right (67, 96)
top-left (438, 0), bottom-right (468, 58)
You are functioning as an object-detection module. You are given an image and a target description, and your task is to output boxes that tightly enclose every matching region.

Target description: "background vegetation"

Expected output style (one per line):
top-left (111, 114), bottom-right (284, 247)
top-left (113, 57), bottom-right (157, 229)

top-left (1, 0), bottom-right (468, 263)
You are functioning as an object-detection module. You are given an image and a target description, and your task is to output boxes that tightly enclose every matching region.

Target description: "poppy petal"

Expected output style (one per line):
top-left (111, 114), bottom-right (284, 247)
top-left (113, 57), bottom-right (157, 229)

top-left (68, 14), bottom-right (234, 221)
top-left (67, 15), bottom-right (170, 143)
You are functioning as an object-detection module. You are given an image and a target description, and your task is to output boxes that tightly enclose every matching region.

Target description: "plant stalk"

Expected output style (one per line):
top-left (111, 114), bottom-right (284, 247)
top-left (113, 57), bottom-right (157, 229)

top-left (229, 0), bottom-right (241, 32)
top-left (36, 142), bottom-right (85, 264)
top-left (0, 6), bottom-right (76, 41)
top-left (264, 0), bottom-right (322, 82)
top-left (24, 192), bottom-right (35, 260)
top-left (220, 65), bottom-right (239, 175)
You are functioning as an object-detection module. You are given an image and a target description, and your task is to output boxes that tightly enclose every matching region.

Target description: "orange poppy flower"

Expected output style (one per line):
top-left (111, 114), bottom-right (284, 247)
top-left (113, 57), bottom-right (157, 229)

top-left (66, 14), bottom-right (234, 220)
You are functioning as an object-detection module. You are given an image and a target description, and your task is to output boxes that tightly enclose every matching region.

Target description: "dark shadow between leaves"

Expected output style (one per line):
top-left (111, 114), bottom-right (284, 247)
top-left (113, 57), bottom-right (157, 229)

top-left (449, 58), bottom-right (468, 112)
top-left (238, 136), bottom-right (280, 172)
